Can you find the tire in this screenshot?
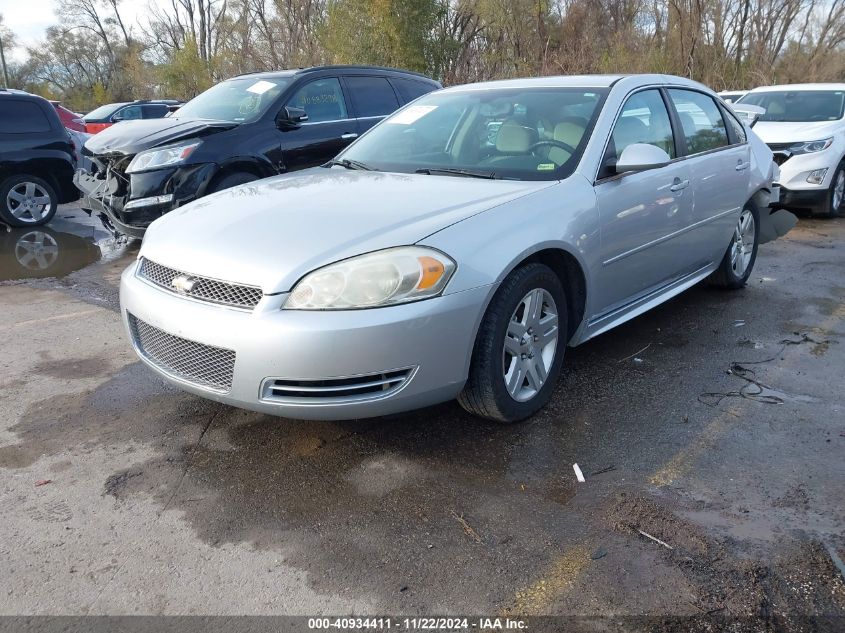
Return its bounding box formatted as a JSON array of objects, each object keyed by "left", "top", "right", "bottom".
[
  {"left": 814, "top": 162, "right": 844, "bottom": 218},
  {"left": 208, "top": 171, "right": 258, "bottom": 194},
  {"left": 707, "top": 199, "right": 760, "bottom": 289},
  {"left": 458, "top": 263, "right": 568, "bottom": 423},
  {"left": 0, "top": 174, "right": 58, "bottom": 227}
]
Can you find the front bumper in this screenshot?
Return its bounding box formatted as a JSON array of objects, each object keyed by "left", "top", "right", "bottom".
[
  {"left": 75, "top": 162, "right": 217, "bottom": 238},
  {"left": 120, "top": 260, "right": 492, "bottom": 420}
]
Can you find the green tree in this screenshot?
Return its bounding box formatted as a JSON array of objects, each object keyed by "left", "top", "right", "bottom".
[{"left": 321, "top": 0, "right": 443, "bottom": 73}]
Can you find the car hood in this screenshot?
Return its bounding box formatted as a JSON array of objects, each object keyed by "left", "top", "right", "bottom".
[
  {"left": 140, "top": 169, "right": 551, "bottom": 294},
  {"left": 83, "top": 118, "right": 236, "bottom": 155},
  {"left": 751, "top": 120, "right": 842, "bottom": 144}
]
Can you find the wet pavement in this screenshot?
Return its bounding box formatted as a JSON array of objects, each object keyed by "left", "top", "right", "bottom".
[{"left": 0, "top": 205, "right": 843, "bottom": 627}]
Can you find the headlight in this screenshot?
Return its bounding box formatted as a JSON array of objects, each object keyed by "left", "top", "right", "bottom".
[
  {"left": 126, "top": 140, "right": 202, "bottom": 173},
  {"left": 789, "top": 138, "right": 833, "bottom": 155},
  {"left": 285, "top": 247, "right": 456, "bottom": 310}
]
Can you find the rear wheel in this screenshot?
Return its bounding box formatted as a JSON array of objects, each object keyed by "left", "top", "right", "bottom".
[
  {"left": 458, "top": 263, "right": 567, "bottom": 423},
  {"left": 707, "top": 200, "right": 760, "bottom": 289},
  {"left": 208, "top": 171, "right": 258, "bottom": 194},
  {"left": 0, "top": 174, "right": 58, "bottom": 227},
  {"left": 814, "top": 162, "right": 844, "bottom": 218}
]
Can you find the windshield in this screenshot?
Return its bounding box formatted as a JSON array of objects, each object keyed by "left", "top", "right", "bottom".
[
  {"left": 84, "top": 103, "right": 124, "bottom": 120},
  {"left": 174, "top": 76, "right": 292, "bottom": 123},
  {"left": 337, "top": 87, "right": 608, "bottom": 181},
  {"left": 738, "top": 90, "right": 845, "bottom": 122}
]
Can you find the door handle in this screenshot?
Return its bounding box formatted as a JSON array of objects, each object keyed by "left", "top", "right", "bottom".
[
  {"left": 736, "top": 161, "right": 750, "bottom": 171},
  {"left": 341, "top": 133, "right": 358, "bottom": 140},
  {"left": 669, "top": 179, "right": 689, "bottom": 192}
]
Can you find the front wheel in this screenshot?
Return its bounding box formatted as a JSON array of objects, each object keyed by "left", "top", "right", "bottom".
[
  {"left": 707, "top": 200, "right": 760, "bottom": 289},
  {"left": 208, "top": 171, "right": 258, "bottom": 194},
  {"left": 458, "top": 263, "right": 567, "bottom": 423}
]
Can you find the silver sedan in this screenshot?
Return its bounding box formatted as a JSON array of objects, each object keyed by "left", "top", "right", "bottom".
[{"left": 120, "top": 74, "right": 782, "bottom": 422}]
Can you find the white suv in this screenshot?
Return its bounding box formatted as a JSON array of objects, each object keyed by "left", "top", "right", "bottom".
[{"left": 737, "top": 84, "right": 845, "bottom": 217}]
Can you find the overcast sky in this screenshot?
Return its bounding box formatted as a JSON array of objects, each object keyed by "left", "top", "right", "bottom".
[{"left": 2, "top": 0, "right": 167, "bottom": 62}]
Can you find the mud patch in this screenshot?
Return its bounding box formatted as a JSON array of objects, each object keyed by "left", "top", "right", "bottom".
[
  {"left": 606, "top": 492, "right": 845, "bottom": 622},
  {"left": 103, "top": 469, "right": 143, "bottom": 499},
  {"left": 33, "top": 356, "right": 115, "bottom": 380}
]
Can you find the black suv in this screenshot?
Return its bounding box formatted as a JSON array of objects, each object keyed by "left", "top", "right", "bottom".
[
  {"left": 0, "top": 89, "right": 79, "bottom": 227},
  {"left": 76, "top": 65, "right": 441, "bottom": 237}
]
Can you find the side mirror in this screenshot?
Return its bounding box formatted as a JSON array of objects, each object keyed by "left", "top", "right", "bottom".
[
  {"left": 277, "top": 106, "right": 308, "bottom": 128},
  {"left": 615, "top": 143, "right": 671, "bottom": 174},
  {"left": 111, "top": 113, "right": 123, "bottom": 122}
]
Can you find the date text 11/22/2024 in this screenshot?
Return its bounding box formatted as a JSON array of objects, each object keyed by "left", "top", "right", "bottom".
[{"left": 308, "top": 617, "right": 527, "bottom": 630}]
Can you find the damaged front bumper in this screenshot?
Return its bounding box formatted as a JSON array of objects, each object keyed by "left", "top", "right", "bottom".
[{"left": 74, "top": 161, "right": 217, "bottom": 238}]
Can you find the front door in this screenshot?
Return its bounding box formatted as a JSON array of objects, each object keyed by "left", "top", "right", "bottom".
[
  {"left": 593, "top": 88, "right": 694, "bottom": 315},
  {"left": 279, "top": 77, "right": 359, "bottom": 172}
]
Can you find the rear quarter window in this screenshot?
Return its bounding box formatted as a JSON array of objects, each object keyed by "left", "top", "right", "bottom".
[
  {"left": 0, "top": 100, "right": 53, "bottom": 134},
  {"left": 391, "top": 78, "right": 437, "bottom": 103}
]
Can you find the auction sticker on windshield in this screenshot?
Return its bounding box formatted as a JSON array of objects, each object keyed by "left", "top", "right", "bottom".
[
  {"left": 246, "top": 80, "right": 277, "bottom": 95},
  {"left": 387, "top": 105, "right": 438, "bottom": 125}
]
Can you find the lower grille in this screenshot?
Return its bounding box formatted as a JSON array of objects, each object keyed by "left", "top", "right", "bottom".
[
  {"left": 138, "top": 258, "right": 263, "bottom": 310},
  {"left": 261, "top": 368, "right": 414, "bottom": 404},
  {"left": 128, "top": 313, "right": 236, "bottom": 392}
]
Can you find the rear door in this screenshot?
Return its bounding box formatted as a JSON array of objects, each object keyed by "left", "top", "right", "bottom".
[
  {"left": 278, "top": 77, "right": 358, "bottom": 171},
  {"left": 343, "top": 75, "right": 401, "bottom": 135},
  {"left": 666, "top": 88, "right": 750, "bottom": 267},
  {"left": 592, "top": 88, "right": 694, "bottom": 315},
  {"left": 142, "top": 104, "right": 170, "bottom": 119}
]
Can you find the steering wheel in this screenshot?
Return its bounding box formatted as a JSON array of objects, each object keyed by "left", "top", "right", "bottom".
[{"left": 528, "top": 139, "right": 577, "bottom": 155}]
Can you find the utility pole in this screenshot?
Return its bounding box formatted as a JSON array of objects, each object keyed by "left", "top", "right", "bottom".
[{"left": 0, "top": 30, "right": 9, "bottom": 89}]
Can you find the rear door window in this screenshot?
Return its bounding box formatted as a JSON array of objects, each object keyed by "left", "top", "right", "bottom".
[
  {"left": 287, "top": 78, "right": 349, "bottom": 123},
  {"left": 345, "top": 76, "right": 400, "bottom": 118},
  {"left": 667, "top": 89, "right": 730, "bottom": 154},
  {"left": 0, "top": 100, "right": 53, "bottom": 133},
  {"left": 142, "top": 104, "right": 169, "bottom": 119}
]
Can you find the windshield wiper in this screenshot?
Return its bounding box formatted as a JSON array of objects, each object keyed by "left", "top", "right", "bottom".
[
  {"left": 325, "top": 158, "right": 377, "bottom": 171},
  {"left": 415, "top": 167, "right": 500, "bottom": 179}
]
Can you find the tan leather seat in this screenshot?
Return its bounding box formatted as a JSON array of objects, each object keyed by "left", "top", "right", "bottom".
[
  {"left": 495, "top": 120, "right": 537, "bottom": 154},
  {"left": 548, "top": 118, "right": 586, "bottom": 164}
]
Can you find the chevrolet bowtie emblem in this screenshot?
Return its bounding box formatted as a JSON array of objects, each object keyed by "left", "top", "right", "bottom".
[{"left": 171, "top": 275, "right": 197, "bottom": 294}]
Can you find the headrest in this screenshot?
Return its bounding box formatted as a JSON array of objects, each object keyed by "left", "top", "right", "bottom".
[
  {"left": 496, "top": 120, "right": 536, "bottom": 153},
  {"left": 554, "top": 120, "right": 586, "bottom": 148}
]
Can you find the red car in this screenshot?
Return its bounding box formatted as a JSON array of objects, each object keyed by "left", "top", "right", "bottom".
[{"left": 50, "top": 101, "right": 86, "bottom": 132}]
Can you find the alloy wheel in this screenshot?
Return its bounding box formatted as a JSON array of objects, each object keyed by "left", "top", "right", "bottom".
[
  {"left": 6, "top": 182, "right": 52, "bottom": 224},
  {"left": 502, "top": 288, "right": 559, "bottom": 402},
  {"left": 730, "top": 209, "right": 755, "bottom": 277}
]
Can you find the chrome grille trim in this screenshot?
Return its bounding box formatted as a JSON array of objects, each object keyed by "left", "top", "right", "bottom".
[
  {"left": 261, "top": 368, "right": 415, "bottom": 405},
  {"left": 128, "top": 313, "right": 236, "bottom": 392},
  {"left": 138, "top": 257, "right": 263, "bottom": 310}
]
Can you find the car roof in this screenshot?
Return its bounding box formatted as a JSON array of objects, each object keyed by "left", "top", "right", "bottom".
[
  {"left": 232, "top": 65, "right": 437, "bottom": 82},
  {"left": 748, "top": 83, "right": 845, "bottom": 93},
  {"left": 439, "top": 73, "right": 706, "bottom": 93}
]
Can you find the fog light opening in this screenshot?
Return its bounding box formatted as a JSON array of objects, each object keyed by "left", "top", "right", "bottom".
[{"left": 806, "top": 168, "right": 828, "bottom": 185}]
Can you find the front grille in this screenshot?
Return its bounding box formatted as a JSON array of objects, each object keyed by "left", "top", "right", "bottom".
[
  {"left": 138, "top": 258, "right": 263, "bottom": 310},
  {"left": 261, "top": 369, "right": 414, "bottom": 404},
  {"left": 129, "top": 313, "right": 236, "bottom": 392}
]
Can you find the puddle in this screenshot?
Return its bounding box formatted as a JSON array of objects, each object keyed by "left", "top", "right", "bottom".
[{"left": 0, "top": 224, "right": 105, "bottom": 281}]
